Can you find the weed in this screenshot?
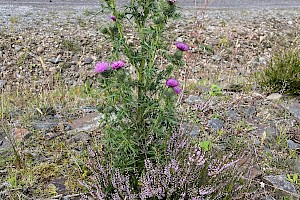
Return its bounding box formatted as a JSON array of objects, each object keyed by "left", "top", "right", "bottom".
[
  {"left": 61, "top": 39, "right": 81, "bottom": 52},
  {"left": 257, "top": 49, "right": 300, "bottom": 95}
]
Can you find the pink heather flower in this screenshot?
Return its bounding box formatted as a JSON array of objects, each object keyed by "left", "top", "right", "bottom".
[
  {"left": 166, "top": 78, "right": 178, "bottom": 87},
  {"left": 173, "top": 86, "right": 181, "bottom": 94},
  {"left": 111, "top": 60, "right": 126, "bottom": 70},
  {"left": 110, "top": 15, "right": 116, "bottom": 21},
  {"left": 176, "top": 42, "right": 189, "bottom": 51},
  {"left": 95, "top": 62, "right": 109, "bottom": 73}
]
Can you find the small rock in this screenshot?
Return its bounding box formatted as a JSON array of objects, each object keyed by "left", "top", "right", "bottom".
[
  {"left": 251, "top": 125, "right": 276, "bottom": 140},
  {"left": 83, "top": 57, "right": 94, "bottom": 65},
  {"left": 281, "top": 99, "right": 300, "bottom": 120},
  {"left": 68, "top": 112, "right": 103, "bottom": 134},
  {"left": 246, "top": 165, "right": 262, "bottom": 179},
  {"left": 263, "top": 175, "right": 297, "bottom": 196},
  {"left": 208, "top": 118, "right": 224, "bottom": 131},
  {"left": 181, "top": 123, "right": 200, "bottom": 137},
  {"left": 264, "top": 196, "right": 276, "bottom": 200},
  {"left": 288, "top": 21, "right": 293, "bottom": 25},
  {"left": 12, "top": 128, "right": 31, "bottom": 142},
  {"left": 31, "top": 120, "right": 58, "bottom": 132},
  {"left": 185, "top": 95, "right": 202, "bottom": 104},
  {"left": 245, "top": 106, "right": 256, "bottom": 119},
  {"left": 36, "top": 46, "right": 44, "bottom": 54},
  {"left": 0, "top": 80, "right": 6, "bottom": 89},
  {"left": 49, "top": 56, "right": 62, "bottom": 64},
  {"left": 212, "top": 54, "right": 222, "bottom": 61},
  {"left": 266, "top": 93, "right": 282, "bottom": 101},
  {"left": 80, "top": 106, "right": 98, "bottom": 113},
  {"left": 14, "top": 45, "right": 22, "bottom": 52},
  {"left": 176, "top": 37, "right": 183, "bottom": 43},
  {"left": 227, "top": 109, "right": 237, "bottom": 121},
  {"left": 258, "top": 56, "right": 267, "bottom": 65},
  {"left": 287, "top": 140, "right": 300, "bottom": 150}
]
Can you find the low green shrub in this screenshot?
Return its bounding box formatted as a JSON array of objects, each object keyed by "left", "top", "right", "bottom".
[{"left": 257, "top": 49, "right": 300, "bottom": 95}]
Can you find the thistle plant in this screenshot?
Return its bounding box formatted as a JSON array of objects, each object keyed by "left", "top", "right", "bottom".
[{"left": 95, "top": 0, "right": 187, "bottom": 176}]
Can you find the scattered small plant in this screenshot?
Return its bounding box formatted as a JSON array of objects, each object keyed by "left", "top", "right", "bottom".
[{"left": 257, "top": 49, "right": 300, "bottom": 95}]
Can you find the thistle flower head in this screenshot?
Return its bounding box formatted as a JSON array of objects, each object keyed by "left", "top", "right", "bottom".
[
  {"left": 95, "top": 62, "right": 109, "bottom": 73},
  {"left": 173, "top": 86, "right": 181, "bottom": 94},
  {"left": 166, "top": 78, "right": 179, "bottom": 87},
  {"left": 168, "top": 0, "right": 176, "bottom": 4},
  {"left": 176, "top": 42, "right": 189, "bottom": 51},
  {"left": 111, "top": 60, "right": 126, "bottom": 70}
]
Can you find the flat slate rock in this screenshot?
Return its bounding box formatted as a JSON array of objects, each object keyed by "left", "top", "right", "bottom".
[
  {"left": 208, "top": 118, "right": 224, "bottom": 131},
  {"left": 263, "top": 175, "right": 297, "bottom": 195},
  {"left": 281, "top": 99, "right": 300, "bottom": 120},
  {"left": 266, "top": 93, "right": 282, "bottom": 101}
]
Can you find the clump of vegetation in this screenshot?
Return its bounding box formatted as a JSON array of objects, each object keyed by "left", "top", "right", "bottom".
[
  {"left": 257, "top": 49, "right": 300, "bottom": 95},
  {"left": 79, "top": 0, "right": 246, "bottom": 199}
]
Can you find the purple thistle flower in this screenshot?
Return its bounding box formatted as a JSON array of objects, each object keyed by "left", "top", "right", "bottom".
[
  {"left": 95, "top": 62, "right": 109, "bottom": 73},
  {"left": 111, "top": 60, "right": 126, "bottom": 70},
  {"left": 168, "top": 0, "right": 176, "bottom": 4},
  {"left": 173, "top": 86, "right": 181, "bottom": 94},
  {"left": 176, "top": 42, "right": 189, "bottom": 51},
  {"left": 110, "top": 15, "right": 116, "bottom": 21},
  {"left": 166, "top": 78, "right": 178, "bottom": 87}
]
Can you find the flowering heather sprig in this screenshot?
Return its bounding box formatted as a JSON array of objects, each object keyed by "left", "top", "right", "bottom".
[
  {"left": 95, "top": 62, "right": 109, "bottom": 73},
  {"left": 176, "top": 42, "right": 189, "bottom": 51},
  {"left": 110, "top": 15, "right": 116, "bottom": 21},
  {"left": 111, "top": 60, "right": 126, "bottom": 70},
  {"left": 166, "top": 78, "right": 178, "bottom": 87}
]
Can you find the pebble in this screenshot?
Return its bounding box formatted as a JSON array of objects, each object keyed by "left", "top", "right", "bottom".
[
  {"left": 266, "top": 93, "right": 282, "bottom": 101},
  {"left": 83, "top": 57, "right": 94, "bottom": 65},
  {"left": 281, "top": 99, "right": 300, "bottom": 120},
  {"left": 49, "top": 56, "right": 63, "bottom": 64},
  {"left": 287, "top": 140, "right": 300, "bottom": 150},
  {"left": 0, "top": 80, "right": 6, "bottom": 89},
  {"left": 185, "top": 95, "right": 203, "bottom": 104},
  {"left": 208, "top": 118, "right": 224, "bottom": 131}
]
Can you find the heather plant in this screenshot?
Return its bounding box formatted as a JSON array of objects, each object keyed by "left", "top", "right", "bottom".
[
  {"left": 257, "top": 49, "right": 300, "bottom": 95},
  {"left": 80, "top": 125, "right": 243, "bottom": 199},
  {"left": 94, "top": 0, "right": 185, "bottom": 177}
]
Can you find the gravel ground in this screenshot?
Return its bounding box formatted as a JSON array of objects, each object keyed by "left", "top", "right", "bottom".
[{"left": 0, "top": 2, "right": 300, "bottom": 199}]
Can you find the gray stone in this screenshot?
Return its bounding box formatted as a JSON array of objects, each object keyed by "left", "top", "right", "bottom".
[
  {"left": 251, "top": 125, "right": 276, "bottom": 139},
  {"left": 189, "top": 126, "right": 200, "bottom": 137},
  {"left": 83, "top": 57, "right": 93, "bottom": 65},
  {"left": 263, "top": 175, "right": 297, "bottom": 195},
  {"left": 0, "top": 80, "right": 6, "bottom": 89},
  {"left": 49, "top": 56, "right": 63, "bottom": 64},
  {"left": 185, "top": 95, "right": 202, "bottom": 104},
  {"left": 208, "top": 118, "right": 224, "bottom": 131},
  {"left": 287, "top": 140, "right": 300, "bottom": 150},
  {"left": 264, "top": 196, "right": 276, "bottom": 200},
  {"left": 227, "top": 109, "right": 237, "bottom": 120},
  {"left": 281, "top": 99, "right": 300, "bottom": 120},
  {"left": 292, "top": 159, "right": 300, "bottom": 174},
  {"left": 266, "top": 93, "right": 282, "bottom": 101},
  {"left": 212, "top": 54, "right": 222, "bottom": 61},
  {"left": 31, "top": 120, "right": 58, "bottom": 132},
  {"left": 245, "top": 106, "right": 256, "bottom": 118},
  {"left": 67, "top": 112, "right": 104, "bottom": 134}
]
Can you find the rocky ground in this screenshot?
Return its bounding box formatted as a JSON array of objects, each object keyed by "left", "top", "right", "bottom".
[{"left": 0, "top": 2, "right": 300, "bottom": 200}]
